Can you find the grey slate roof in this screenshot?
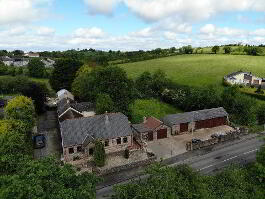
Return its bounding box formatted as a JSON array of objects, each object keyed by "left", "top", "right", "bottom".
[
  {"left": 225, "top": 71, "right": 244, "bottom": 78},
  {"left": 57, "top": 98, "right": 94, "bottom": 116},
  {"left": 60, "top": 113, "right": 132, "bottom": 147},
  {"left": 132, "top": 124, "right": 152, "bottom": 133},
  {"left": 161, "top": 107, "right": 228, "bottom": 127}
]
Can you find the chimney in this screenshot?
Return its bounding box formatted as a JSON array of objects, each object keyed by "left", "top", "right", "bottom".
[
  {"left": 105, "top": 112, "right": 110, "bottom": 125},
  {"left": 143, "top": 116, "right": 147, "bottom": 123}
]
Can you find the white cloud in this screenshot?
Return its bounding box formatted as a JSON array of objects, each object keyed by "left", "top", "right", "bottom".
[
  {"left": 0, "top": 0, "right": 54, "bottom": 25},
  {"left": 164, "top": 31, "right": 177, "bottom": 40},
  {"left": 36, "top": 26, "right": 55, "bottom": 36},
  {"left": 83, "top": 0, "right": 265, "bottom": 23},
  {"left": 83, "top": 0, "right": 121, "bottom": 15},
  {"left": 129, "top": 27, "right": 155, "bottom": 37},
  {"left": 251, "top": 29, "right": 265, "bottom": 36},
  {"left": 73, "top": 27, "right": 105, "bottom": 38},
  {"left": 200, "top": 24, "right": 246, "bottom": 37}
]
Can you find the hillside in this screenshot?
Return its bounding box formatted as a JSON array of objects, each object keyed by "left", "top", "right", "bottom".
[{"left": 120, "top": 54, "right": 265, "bottom": 87}]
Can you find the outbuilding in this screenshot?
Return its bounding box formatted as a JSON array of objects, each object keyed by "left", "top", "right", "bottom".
[{"left": 161, "top": 107, "right": 229, "bottom": 135}]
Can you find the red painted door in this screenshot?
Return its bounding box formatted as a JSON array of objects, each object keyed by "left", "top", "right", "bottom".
[
  {"left": 157, "top": 129, "right": 167, "bottom": 139},
  {"left": 180, "top": 123, "right": 189, "bottom": 132}
]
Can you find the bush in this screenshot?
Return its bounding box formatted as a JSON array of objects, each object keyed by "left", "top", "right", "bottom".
[
  {"left": 257, "top": 104, "right": 265, "bottom": 125},
  {"left": 124, "top": 148, "right": 130, "bottom": 159},
  {"left": 28, "top": 58, "right": 45, "bottom": 78},
  {"left": 93, "top": 140, "right": 106, "bottom": 167}
]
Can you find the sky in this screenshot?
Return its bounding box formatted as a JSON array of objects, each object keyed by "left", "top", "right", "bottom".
[{"left": 0, "top": 0, "right": 265, "bottom": 51}]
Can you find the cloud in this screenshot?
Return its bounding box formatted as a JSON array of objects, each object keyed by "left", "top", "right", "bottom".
[
  {"left": 0, "top": 0, "right": 54, "bottom": 25},
  {"left": 35, "top": 26, "right": 55, "bottom": 36},
  {"left": 200, "top": 24, "right": 246, "bottom": 37},
  {"left": 83, "top": 0, "right": 265, "bottom": 23},
  {"left": 83, "top": 0, "right": 121, "bottom": 15},
  {"left": 251, "top": 29, "right": 265, "bottom": 36},
  {"left": 129, "top": 27, "right": 155, "bottom": 37},
  {"left": 73, "top": 27, "right": 105, "bottom": 38},
  {"left": 164, "top": 31, "right": 177, "bottom": 40}
]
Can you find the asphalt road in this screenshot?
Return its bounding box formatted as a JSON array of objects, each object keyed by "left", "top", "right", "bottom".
[{"left": 96, "top": 134, "right": 264, "bottom": 199}]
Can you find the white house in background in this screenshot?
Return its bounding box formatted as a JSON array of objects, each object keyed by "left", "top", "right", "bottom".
[
  {"left": 224, "top": 71, "right": 262, "bottom": 85},
  {"left": 57, "top": 89, "right": 75, "bottom": 102},
  {"left": 24, "top": 52, "right": 40, "bottom": 58}
]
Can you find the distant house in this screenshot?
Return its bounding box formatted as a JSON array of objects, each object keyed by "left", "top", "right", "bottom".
[
  {"left": 57, "top": 98, "right": 95, "bottom": 122},
  {"left": 161, "top": 107, "right": 229, "bottom": 135},
  {"left": 0, "top": 56, "right": 29, "bottom": 67},
  {"left": 224, "top": 71, "right": 262, "bottom": 85},
  {"left": 41, "top": 58, "right": 55, "bottom": 68},
  {"left": 60, "top": 113, "right": 133, "bottom": 162},
  {"left": 57, "top": 89, "right": 75, "bottom": 102},
  {"left": 132, "top": 116, "right": 170, "bottom": 142},
  {"left": 24, "top": 52, "right": 40, "bottom": 58}
]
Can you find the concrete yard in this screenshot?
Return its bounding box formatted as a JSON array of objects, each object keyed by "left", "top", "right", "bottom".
[{"left": 146, "top": 125, "right": 234, "bottom": 160}]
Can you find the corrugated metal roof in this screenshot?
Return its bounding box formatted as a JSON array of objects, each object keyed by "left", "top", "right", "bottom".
[{"left": 161, "top": 107, "right": 228, "bottom": 127}]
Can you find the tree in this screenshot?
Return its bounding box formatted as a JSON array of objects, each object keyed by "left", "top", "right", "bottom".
[
  {"left": 4, "top": 96, "right": 35, "bottom": 132},
  {"left": 12, "top": 50, "right": 24, "bottom": 57},
  {"left": 72, "top": 66, "right": 135, "bottom": 115},
  {"left": 27, "top": 58, "right": 45, "bottom": 78},
  {"left": 181, "top": 45, "right": 193, "bottom": 54},
  {"left": 212, "top": 45, "right": 220, "bottom": 54},
  {"left": 257, "top": 104, "right": 265, "bottom": 125},
  {"left": 96, "top": 93, "right": 114, "bottom": 114},
  {"left": 0, "top": 61, "right": 8, "bottom": 75},
  {"left": 50, "top": 58, "right": 83, "bottom": 91},
  {"left": 0, "top": 157, "right": 100, "bottom": 198},
  {"left": 224, "top": 46, "right": 232, "bottom": 54},
  {"left": 244, "top": 46, "right": 263, "bottom": 56},
  {"left": 93, "top": 140, "right": 106, "bottom": 167},
  {"left": 135, "top": 71, "right": 154, "bottom": 98},
  {"left": 0, "top": 119, "right": 30, "bottom": 174}
]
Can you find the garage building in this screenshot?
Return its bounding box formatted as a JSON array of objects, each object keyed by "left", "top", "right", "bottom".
[
  {"left": 132, "top": 117, "right": 170, "bottom": 142},
  {"left": 161, "top": 107, "right": 229, "bottom": 135}
]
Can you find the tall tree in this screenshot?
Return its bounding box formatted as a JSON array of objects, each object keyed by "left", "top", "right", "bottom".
[
  {"left": 50, "top": 58, "right": 83, "bottom": 91},
  {"left": 96, "top": 93, "right": 114, "bottom": 114},
  {"left": 4, "top": 96, "right": 35, "bottom": 132},
  {"left": 212, "top": 46, "right": 220, "bottom": 54},
  {"left": 72, "top": 66, "right": 135, "bottom": 115},
  {"left": 27, "top": 58, "right": 45, "bottom": 78},
  {"left": 224, "top": 46, "right": 232, "bottom": 54},
  {"left": 93, "top": 140, "right": 106, "bottom": 167}
]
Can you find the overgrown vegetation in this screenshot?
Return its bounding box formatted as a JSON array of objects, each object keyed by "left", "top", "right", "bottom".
[{"left": 93, "top": 140, "right": 106, "bottom": 167}]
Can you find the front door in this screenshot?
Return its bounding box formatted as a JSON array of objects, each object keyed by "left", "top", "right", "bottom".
[
  {"left": 148, "top": 131, "right": 153, "bottom": 141},
  {"left": 157, "top": 129, "right": 167, "bottom": 139}
]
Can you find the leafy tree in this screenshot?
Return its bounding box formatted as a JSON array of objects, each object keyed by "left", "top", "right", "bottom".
[
  {"left": 12, "top": 50, "right": 24, "bottom": 57},
  {"left": 4, "top": 96, "right": 35, "bottom": 132},
  {"left": 27, "top": 58, "right": 45, "bottom": 78},
  {"left": 244, "top": 46, "right": 263, "bottom": 56},
  {"left": 0, "top": 61, "right": 8, "bottom": 75},
  {"left": 181, "top": 45, "right": 193, "bottom": 54},
  {"left": 93, "top": 140, "right": 106, "bottom": 167},
  {"left": 135, "top": 71, "right": 154, "bottom": 98},
  {"left": 96, "top": 93, "right": 114, "bottom": 114},
  {"left": 224, "top": 46, "right": 232, "bottom": 54},
  {"left": 0, "top": 119, "right": 30, "bottom": 174},
  {"left": 72, "top": 66, "right": 135, "bottom": 115},
  {"left": 255, "top": 144, "right": 265, "bottom": 185},
  {"left": 0, "top": 157, "right": 100, "bottom": 199},
  {"left": 257, "top": 104, "right": 265, "bottom": 125},
  {"left": 212, "top": 46, "right": 220, "bottom": 54},
  {"left": 8, "top": 66, "right": 16, "bottom": 76},
  {"left": 17, "top": 67, "right": 23, "bottom": 75},
  {"left": 50, "top": 58, "right": 83, "bottom": 91}
]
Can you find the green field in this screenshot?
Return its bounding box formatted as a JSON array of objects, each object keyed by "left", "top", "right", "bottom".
[
  {"left": 130, "top": 99, "right": 182, "bottom": 123},
  {"left": 120, "top": 54, "right": 265, "bottom": 88}
]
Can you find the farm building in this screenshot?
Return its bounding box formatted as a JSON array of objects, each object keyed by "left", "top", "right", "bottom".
[
  {"left": 132, "top": 117, "right": 170, "bottom": 142},
  {"left": 60, "top": 112, "right": 133, "bottom": 162},
  {"left": 161, "top": 107, "right": 229, "bottom": 135},
  {"left": 224, "top": 71, "right": 262, "bottom": 85}
]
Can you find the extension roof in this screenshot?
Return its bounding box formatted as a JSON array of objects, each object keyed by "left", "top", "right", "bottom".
[
  {"left": 161, "top": 107, "right": 228, "bottom": 127},
  {"left": 132, "top": 117, "right": 163, "bottom": 133},
  {"left": 60, "top": 113, "right": 132, "bottom": 147}
]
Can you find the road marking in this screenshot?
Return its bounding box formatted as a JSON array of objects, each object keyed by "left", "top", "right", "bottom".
[{"left": 198, "top": 148, "right": 258, "bottom": 171}]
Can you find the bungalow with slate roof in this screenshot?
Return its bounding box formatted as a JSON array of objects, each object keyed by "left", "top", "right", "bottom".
[
  {"left": 132, "top": 116, "right": 170, "bottom": 142},
  {"left": 161, "top": 107, "right": 229, "bottom": 135},
  {"left": 224, "top": 71, "right": 262, "bottom": 85},
  {"left": 60, "top": 112, "right": 133, "bottom": 162}
]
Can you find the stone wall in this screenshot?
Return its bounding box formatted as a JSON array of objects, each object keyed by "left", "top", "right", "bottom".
[{"left": 93, "top": 156, "right": 156, "bottom": 176}]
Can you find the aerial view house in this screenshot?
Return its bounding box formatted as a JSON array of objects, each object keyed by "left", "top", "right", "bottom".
[
  {"left": 161, "top": 107, "right": 229, "bottom": 135},
  {"left": 132, "top": 116, "right": 170, "bottom": 142},
  {"left": 60, "top": 113, "right": 133, "bottom": 162},
  {"left": 57, "top": 98, "right": 95, "bottom": 122},
  {"left": 224, "top": 71, "right": 262, "bottom": 85}
]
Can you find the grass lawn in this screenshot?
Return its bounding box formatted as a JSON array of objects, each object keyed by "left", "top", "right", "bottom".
[
  {"left": 130, "top": 99, "right": 182, "bottom": 123},
  {"left": 120, "top": 54, "right": 265, "bottom": 88}
]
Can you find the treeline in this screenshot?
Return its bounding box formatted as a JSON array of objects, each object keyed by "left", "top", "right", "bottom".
[
  {"left": 114, "top": 154, "right": 265, "bottom": 199},
  {"left": 0, "top": 96, "right": 100, "bottom": 198},
  {"left": 0, "top": 76, "right": 49, "bottom": 114}
]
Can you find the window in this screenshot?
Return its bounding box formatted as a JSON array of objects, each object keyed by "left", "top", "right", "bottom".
[
  {"left": 123, "top": 137, "right": 128, "bottom": 143},
  {"left": 105, "top": 139, "right": 109, "bottom": 147},
  {"left": 116, "top": 137, "right": 121, "bottom": 145},
  {"left": 68, "top": 147, "right": 74, "bottom": 154},
  {"left": 77, "top": 146, "right": 82, "bottom": 152},
  {"left": 89, "top": 148, "right": 94, "bottom": 155}
]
